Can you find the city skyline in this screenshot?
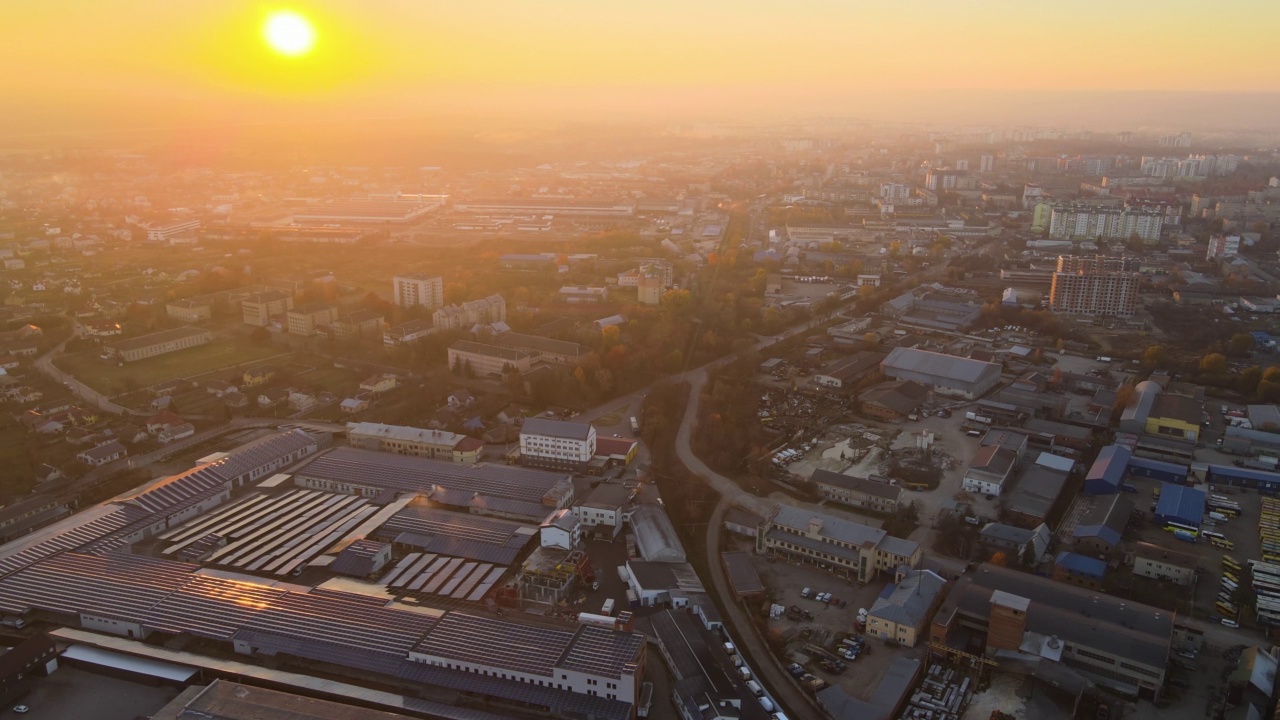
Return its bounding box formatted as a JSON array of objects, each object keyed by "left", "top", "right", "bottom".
[{"left": 4, "top": 2, "right": 1280, "bottom": 141}]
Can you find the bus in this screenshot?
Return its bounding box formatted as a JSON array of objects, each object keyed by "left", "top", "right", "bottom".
[
  {"left": 1216, "top": 602, "right": 1238, "bottom": 616},
  {"left": 1223, "top": 555, "right": 1241, "bottom": 569},
  {"left": 1164, "top": 522, "right": 1199, "bottom": 537},
  {"left": 1203, "top": 530, "right": 1226, "bottom": 540},
  {"left": 1212, "top": 537, "right": 1235, "bottom": 550}
]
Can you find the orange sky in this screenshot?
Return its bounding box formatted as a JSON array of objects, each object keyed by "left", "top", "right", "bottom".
[{"left": 2, "top": 1, "right": 1278, "bottom": 135}]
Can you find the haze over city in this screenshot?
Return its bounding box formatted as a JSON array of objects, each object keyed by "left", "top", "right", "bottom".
[{"left": 2, "top": 3, "right": 1280, "bottom": 720}]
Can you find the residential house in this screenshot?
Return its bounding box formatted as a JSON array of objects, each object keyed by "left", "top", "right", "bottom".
[
  {"left": 205, "top": 380, "right": 238, "bottom": 397},
  {"left": 339, "top": 397, "right": 369, "bottom": 414},
  {"left": 242, "top": 365, "right": 278, "bottom": 388},
  {"left": 77, "top": 440, "right": 126, "bottom": 466},
  {"left": 288, "top": 391, "right": 319, "bottom": 412},
  {"left": 358, "top": 374, "right": 397, "bottom": 394},
  {"left": 257, "top": 388, "right": 288, "bottom": 408}
]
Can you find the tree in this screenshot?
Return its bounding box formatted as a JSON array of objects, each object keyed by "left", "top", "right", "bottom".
[
  {"left": 1200, "top": 353, "right": 1229, "bottom": 375},
  {"left": 990, "top": 551, "right": 1008, "bottom": 567},
  {"left": 1240, "top": 366, "right": 1263, "bottom": 396},
  {"left": 1229, "top": 333, "right": 1256, "bottom": 357},
  {"left": 1113, "top": 384, "right": 1137, "bottom": 410},
  {"left": 1020, "top": 540, "right": 1038, "bottom": 570},
  {"left": 1141, "top": 345, "right": 1168, "bottom": 368}
]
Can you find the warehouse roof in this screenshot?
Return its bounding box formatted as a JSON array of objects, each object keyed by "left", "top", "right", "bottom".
[
  {"left": 881, "top": 347, "right": 1000, "bottom": 383},
  {"left": 630, "top": 505, "right": 686, "bottom": 562},
  {"left": 1150, "top": 393, "right": 1202, "bottom": 425},
  {"left": 1072, "top": 494, "right": 1133, "bottom": 547},
  {"left": 1086, "top": 445, "right": 1131, "bottom": 489},
  {"left": 1054, "top": 552, "right": 1107, "bottom": 580},
  {"left": 868, "top": 570, "right": 946, "bottom": 628},
  {"left": 1154, "top": 483, "right": 1205, "bottom": 525},
  {"left": 810, "top": 469, "right": 903, "bottom": 500},
  {"left": 110, "top": 326, "right": 209, "bottom": 352}
]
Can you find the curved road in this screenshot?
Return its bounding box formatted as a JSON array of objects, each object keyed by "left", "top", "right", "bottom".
[{"left": 33, "top": 320, "right": 142, "bottom": 416}]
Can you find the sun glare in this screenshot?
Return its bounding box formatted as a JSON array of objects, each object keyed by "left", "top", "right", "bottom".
[{"left": 263, "top": 10, "right": 316, "bottom": 57}]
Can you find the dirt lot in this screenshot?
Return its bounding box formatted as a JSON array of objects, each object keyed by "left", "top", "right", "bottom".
[{"left": 728, "top": 534, "right": 925, "bottom": 701}]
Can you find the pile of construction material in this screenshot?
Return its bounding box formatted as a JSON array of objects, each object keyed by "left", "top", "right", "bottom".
[{"left": 899, "top": 663, "right": 972, "bottom": 720}]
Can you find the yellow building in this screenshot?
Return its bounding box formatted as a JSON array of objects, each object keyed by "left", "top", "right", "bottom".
[{"left": 1144, "top": 393, "right": 1202, "bottom": 442}]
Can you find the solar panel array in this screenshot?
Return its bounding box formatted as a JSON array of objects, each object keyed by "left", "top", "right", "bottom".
[
  {"left": 0, "top": 505, "right": 149, "bottom": 578},
  {"left": 379, "top": 552, "right": 507, "bottom": 602},
  {"left": 209, "top": 429, "right": 317, "bottom": 481},
  {"left": 159, "top": 489, "right": 378, "bottom": 576},
  {"left": 124, "top": 466, "right": 230, "bottom": 514},
  {"left": 0, "top": 549, "right": 638, "bottom": 720},
  {"left": 414, "top": 612, "right": 576, "bottom": 677},
  {"left": 557, "top": 625, "right": 646, "bottom": 680},
  {"left": 294, "top": 448, "right": 572, "bottom": 505}
]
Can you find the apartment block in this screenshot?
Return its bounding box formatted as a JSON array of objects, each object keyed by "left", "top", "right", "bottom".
[
  {"left": 286, "top": 303, "right": 340, "bottom": 336},
  {"left": 1049, "top": 268, "right": 1140, "bottom": 318},
  {"left": 392, "top": 274, "right": 444, "bottom": 309},
  {"left": 241, "top": 291, "right": 294, "bottom": 327},
  {"left": 432, "top": 295, "right": 506, "bottom": 331}
]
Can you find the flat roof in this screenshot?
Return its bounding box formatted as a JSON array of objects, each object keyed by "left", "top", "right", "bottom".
[
  {"left": 811, "top": 469, "right": 902, "bottom": 499},
  {"left": 110, "top": 326, "right": 210, "bottom": 352},
  {"left": 720, "top": 552, "right": 764, "bottom": 595},
  {"left": 62, "top": 643, "right": 197, "bottom": 682},
  {"left": 154, "top": 679, "right": 420, "bottom": 720}
]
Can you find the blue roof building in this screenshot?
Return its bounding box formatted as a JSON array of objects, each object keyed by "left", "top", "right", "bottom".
[
  {"left": 1054, "top": 552, "right": 1107, "bottom": 589},
  {"left": 1205, "top": 464, "right": 1280, "bottom": 493},
  {"left": 1153, "top": 483, "right": 1206, "bottom": 528},
  {"left": 1084, "top": 445, "right": 1131, "bottom": 495},
  {"left": 1126, "top": 456, "right": 1189, "bottom": 484}
]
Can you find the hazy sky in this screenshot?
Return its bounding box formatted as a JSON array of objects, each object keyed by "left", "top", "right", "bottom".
[{"left": 3, "top": 1, "right": 1280, "bottom": 137}]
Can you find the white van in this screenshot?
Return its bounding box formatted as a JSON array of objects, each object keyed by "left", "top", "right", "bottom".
[
  {"left": 746, "top": 680, "right": 764, "bottom": 697},
  {"left": 738, "top": 666, "right": 751, "bottom": 681},
  {"left": 759, "top": 697, "right": 775, "bottom": 712}
]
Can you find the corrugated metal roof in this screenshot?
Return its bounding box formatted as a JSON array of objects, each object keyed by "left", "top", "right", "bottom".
[{"left": 881, "top": 347, "right": 1000, "bottom": 383}]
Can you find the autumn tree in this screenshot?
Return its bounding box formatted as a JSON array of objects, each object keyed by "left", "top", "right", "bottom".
[
  {"left": 1228, "top": 333, "right": 1257, "bottom": 357},
  {"left": 1200, "top": 353, "right": 1229, "bottom": 375},
  {"left": 1141, "top": 345, "right": 1168, "bottom": 368},
  {"left": 990, "top": 551, "right": 1008, "bottom": 567}
]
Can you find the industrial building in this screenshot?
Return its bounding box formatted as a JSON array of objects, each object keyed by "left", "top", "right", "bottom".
[
  {"left": 811, "top": 470, "right": 904, "bottom": 514},
  {"left": 1004, "top": 453, "right": 1074, "bottom": 528},
  {"left": 346, "top": 422, "right": 484, "bottom": 464},
  {"left": 291, "top": 200, "right": 439, "bottom": 224},
  {"left": 1132, "top": 542, "right": 1197, "bottom": 586},
  {"left": 859, "top": 379, "right": 929, "bottom": 421},
  {"left": 1205, "top": 463, "right": 1280, "bottom": 493},
  {"left": 494, "top": 333, "right": 590, "bottom": 366},
  {"left": 756, "top": 504, "right": 920, "bottom": 584},
  {"left": 447, "top": 340, "right": 532, "bottom": 377},
  {"left": 286, "top": 303, "right": 339, "bottom": 336},
  {"left": 292, "top": 446, "right": 574, "bottom": 520},
  {"left": 930, "top": 563, "right": 1173, "bottom": 699},
  {"left": 879, "top": 347, "right": 1002, "bottom": 400},
  {"left": 1071, "top": 494, "right": 1134, "bottom": 556},
  {"left": 108, "top": 327, "right": 214, "bottom": 363},
  {"left": 1052, "top": 552, "right": 1107, "bottom": 589},
  {"left": 519, "top": 418, "right": 597, "bottom": 472},
  {"left": 1153, "top": 483, "right": 1206, "bottom": 529},
  {"left": 812, "top": 352, "right": 883, "bottom": 389},
  {"left": 1084, "top": 444, "right": 1130, "bottom": 495},
  {"left": 240, "top": 291, "right": 293, "bottom": 327},
  {"left": 962, "top": 446, "right": 1018, "bottom": 497}
]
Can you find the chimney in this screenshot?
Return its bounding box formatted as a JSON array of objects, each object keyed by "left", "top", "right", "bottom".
[{"left": 807, "top": 517, "right": 823, "bottom": 536}]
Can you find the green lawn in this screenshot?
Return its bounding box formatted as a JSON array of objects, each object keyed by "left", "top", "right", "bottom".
[{"left": 55, "top": 340, "right": 289, "bottom": 396}]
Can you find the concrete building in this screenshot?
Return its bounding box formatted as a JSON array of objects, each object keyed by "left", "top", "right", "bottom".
[
  {"left": 448, "top": 340, "right": 532, "bottom": 376},
  {"left": 383, "top": 319, "right": 433, "bottom": 346},
  {"left": 880, "top": 347, "right": 1002, "bottom": 400},
  {"left": 756, "top": 504, "right": 921, "bottom": 584},
  {"left": 520, "top": 417, "right": 597, "bottom": 472},
  {"left": 146, "top": 219, "right": 201, "bottom": 243},
  {"left": 286, "top": 303, "right": 339, "bottom": 336},
  {"left": 432, "top": 295, "right": 506, "bottom": 331},
  {"left": 165, "top": 299, "right": 211, "bottom": 322},
  {"left": 962, "top": 446, "right": 1018, "bottom": 497},
  {"left": 493, "top": 333, "right": 589, "bottom": 366},
  {"left": 931, "top": 563, "right": 1173, "bottom": 699},
  {"left": 1071, "top": 494, "right": 1134, "bottom": 556},
  {"left": 108, "top": 327, "right": 213, "bottom": 363},
  {"left": 392, "top": 274, "right": 444, "bottom": 309},
  {"left": 573, "top": 483, "right": 633, "bottom": 539},
  {"left": 240, "top": 290, "right": 293, "bottom": 327},
  {"left": 866, "top": 568, "right": 948, "bottom": 648},
  {"left": 347, "top": 422, "right": 483, "bottom": 464},
  {"left": 811, "top": 469, "right": 903, "bottom": 514},
  {"left": 1207, "top": 234, "right": 1241, "bottom": 261},
  {"left": 559, "top": 286, "right": 609, "bottom": 304},
  {"left": 329, "top": 311, "right": 383, "bottom": 342},
  {"left": 1046, "top": 203, "right": 1164, "bottom": 242},
  {"left": 1049, "top": 263, "right": 1140, "bottom": 318},
  {"left": 1133, "top": 542, "right": 1197, "bottom": 586}
]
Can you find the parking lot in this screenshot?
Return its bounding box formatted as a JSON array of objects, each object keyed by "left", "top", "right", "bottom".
[
  {"left": 6, "top": 665, "right": 182, "bottom": 720},
  {"left": 726, "top": 534, "right": 925, "bottom": 702}
]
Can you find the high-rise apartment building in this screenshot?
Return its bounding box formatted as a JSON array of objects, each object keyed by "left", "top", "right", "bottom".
[
  {"left": 1049, "top": 255, "right": 1140, "bottom": 317},
  {"left": 1047, "top": 203, "right": 1164, "bottom": 242},
  {"left": 392, "top": 274, "right": 444, "bottom": 309},
  {"left": 879, "top": 183, "right": 912, "bottom": 203},
  {"left": 979, "top": 155, "right": 995, "bottom": 173}
]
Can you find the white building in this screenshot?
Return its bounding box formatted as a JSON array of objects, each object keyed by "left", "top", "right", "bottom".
[
  {"left": 146, "top": 219, "right": 201, "bottom": 243},
  {"left": 1207, "top": 234, "right": 1241, "bottom": 261},
  {"left": 392, "top": 274, "right": 444, "bottom": 309},
  {"left": 520, "top": 417, "right": 596, "bottom": 471}
]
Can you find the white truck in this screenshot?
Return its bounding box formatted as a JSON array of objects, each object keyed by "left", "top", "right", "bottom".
[
  {"left": 601, "top": 598, "right": 616, "bottom": 616},
  {"left": 630, "top": 416, "right": 640, "bottom": 433}
]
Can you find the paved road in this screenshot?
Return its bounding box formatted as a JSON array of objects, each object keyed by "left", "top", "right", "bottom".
[{"left": 33, "top": 320, "right": 142, "bottom": 416}]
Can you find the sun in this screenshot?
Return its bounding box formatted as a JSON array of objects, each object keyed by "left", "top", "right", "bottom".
[{"left": 263, "top": 10, "right": 316, "bottom": 57}]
